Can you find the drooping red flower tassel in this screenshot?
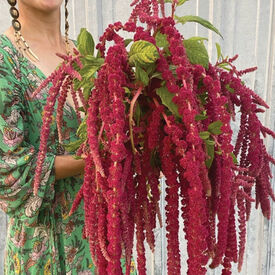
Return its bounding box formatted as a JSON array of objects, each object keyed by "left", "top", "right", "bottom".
[
  {"left": 34, "top": 72, "right": 66, "bottom": 195},
  {"left": 160, "top": 136, "right": 181, "bottom": 275}
]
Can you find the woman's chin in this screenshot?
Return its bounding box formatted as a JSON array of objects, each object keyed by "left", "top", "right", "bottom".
[
  {"left": 40, "top": 0, "right": 63, "bottom": 11},
  {"left": 19, "top": 0, "right": 63, "bottom": 12}
]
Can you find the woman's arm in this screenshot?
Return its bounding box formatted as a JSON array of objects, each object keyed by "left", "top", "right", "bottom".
[{"left": 54, "top": 155, "right": 85, "bottom": 180}]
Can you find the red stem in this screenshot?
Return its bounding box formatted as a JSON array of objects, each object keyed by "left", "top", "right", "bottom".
[
  {"left": 129, "top": 86, "right": 143, "bottom": 154},
  {"left": 153, "top": 97, "right": 171, "bottom": 127},
  {"left": 171, "top": 1, "right": 177, "bottom": 18},
  {"left": 98, "top": 122, "right": 105, "bottom": 143},
  {"left": 160, "top": 0, "right": 166, "bottom": 18}
]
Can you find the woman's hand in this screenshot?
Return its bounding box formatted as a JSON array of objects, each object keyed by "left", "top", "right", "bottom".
[{"left": 54, "top": 155, "right": 85, "bottom": 180}]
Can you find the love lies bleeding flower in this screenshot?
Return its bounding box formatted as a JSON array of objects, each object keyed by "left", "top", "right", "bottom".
[{"left": 32, "top": 1, "right": 274, "bottom": 274}]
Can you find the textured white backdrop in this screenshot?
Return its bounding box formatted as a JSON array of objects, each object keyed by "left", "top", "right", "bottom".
[{"left": 0, "top": 1, "right": 274, "bottom": 274}]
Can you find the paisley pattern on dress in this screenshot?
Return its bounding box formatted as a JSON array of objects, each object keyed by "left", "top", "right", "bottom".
[{"left": 0, "top": 34, "right": 137, "bottom": 275}]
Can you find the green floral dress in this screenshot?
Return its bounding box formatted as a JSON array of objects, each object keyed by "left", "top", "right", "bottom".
[{"left": 0, "top": 34, "right": 137, "bottom": 275}]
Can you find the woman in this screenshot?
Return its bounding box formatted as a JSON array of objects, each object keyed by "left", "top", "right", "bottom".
[{"left": 0, "top": 0, "right": 136, "bottom": 274}]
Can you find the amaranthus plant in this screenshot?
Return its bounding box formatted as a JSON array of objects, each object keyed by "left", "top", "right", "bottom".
[{"left": 32, "top": 0, "right": 275, "bottom": 274}]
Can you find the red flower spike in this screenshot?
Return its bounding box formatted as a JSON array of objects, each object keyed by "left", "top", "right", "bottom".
[
  {"left": 82, "top": 155, "right": 98, "bottom": 265},
  {"left": 143, "top": 199, "right": 156, "bottom": 252},
  {"left": 221, "top": 256, "right": 232, "bottom": 275},
  {"left": 33, "top": 72, "right": 66, "bottom": 195},
  {"left": 226, "top": 203, "right": 238, "bottom": 263},
  {"left": 69, "top": 183, "right": 84, "bottom": 216},
  {"left": 120, "top": 193, "right": 135, "bottom": 274},
  {"left": 31, "top": 72, "right": 55, "bottom": 99},
  {"left": 148, "top": 105, "right": 164, "bottom": 150},
  {"left": 70, "top": 84, "right": 82, "bottom": 124},
  {"left": 77, "top": 88, "right": 87, "bottom": 111},
  {"left": 98, "top": 196, "right": 112, "bottom": 262},
  {"left": 135, "top": 207, "right": 147, "bottom": 275},
  {"left": 237, "top": 192, "right": 247, "bottom": 272},
  {"left": 87, "top": 94, "right": 106, "bottom": 178},
  {"left": 136, "top": 152, "right": 156, "bottom": 252},
  {"left": 123, "top": 168, "right": 136, "bottom": 274},
  {"left": 56, "top": 77, "right": 71, "bottom": 143},
  {"left": 160, "top": 136, "right": 181, "bottom": 275}
]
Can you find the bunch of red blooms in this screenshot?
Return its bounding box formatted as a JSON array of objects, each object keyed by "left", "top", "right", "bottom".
[{"left": 32, "top": 0, "right": 275, "bottom": 274}]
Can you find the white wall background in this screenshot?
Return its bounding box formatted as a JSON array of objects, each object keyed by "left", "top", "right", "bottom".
[{"left": 0, "top": 0, "right": 274, "bottom": 274}]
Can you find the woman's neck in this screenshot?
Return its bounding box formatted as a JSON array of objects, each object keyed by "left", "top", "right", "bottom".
[{"left": 17, "top": 3, "right": 63, "bottom": 48}]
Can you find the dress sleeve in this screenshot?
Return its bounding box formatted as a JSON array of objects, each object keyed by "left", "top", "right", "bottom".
[{"left": 0, "top": 47, "right": 56, "bottom": 227}]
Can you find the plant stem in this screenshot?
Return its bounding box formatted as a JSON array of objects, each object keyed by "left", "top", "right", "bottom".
[
  {"left": 160, "top": 0, "right": 166, "bottom": 18},
  {"left": 129, "top": 87, "right": 143, "bottom": 154},
  {"left": 171, "top": 1, "right": 177, "bottom": 19},
  {"left": 98, "top": 122, "right": 105, "bottom": 142},
  {"left": 153, "top": 97, "right": 171, "bottom": 127}
]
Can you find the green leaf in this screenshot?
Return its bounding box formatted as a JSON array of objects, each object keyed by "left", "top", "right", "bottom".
[
  {"left": 124, "top": 87, "right": 131, "bottom": 95},
  {"left": 216, "top": 43, "right": 222, "bottom": 61},
  {"left": 169, "top": 65, "right": 177, "bottom": 72},
  {"left": 150, "top": 71, "right": 162, "bottom": 80},
  {"left": 199, "top": 131, "right": 210, "bottom": 140},
  {"left": 155, "top": 32, "right": 169, "bottom": 48},
  {"left": 63, "top": 139, "right": 83, "bottom": 153},
  {"left": 124, "top": 38, "right": 133, "bottom": 47},
  {"left": 177, "top": 0, "right": 190, "bottom": 6},
  {"left": 156, "top": 86, "right": 180, "bottom": 118},
  {"left": 73, "top": 155, "right": 83, "bottom": 160},
  {"left": 73, "top": 79, "right": 82, "bottom": 91},
  {"left": 157, "top": 0, "right": 189, "bottom": 4},
  {"left": 231, "top": 152, "right": 238, "bottom": 164},
  {"left": 78, "top": 106, "right": 86, "bottom": 113},
  {"left": 79, "top": 65, "right": 98, "bottom": 79},
  {"left": 208, "top": 120, "right": 223, "bottom": 135},
  {"left": 183, "top": 38, "right": 209, "bottom": 69},
  {"left": 165, "top": 65, "right": 178, "bottom": 78},
  {"left": 175, "top": 15, "right": 223, "bottom": 38},
  {"left": 195, "top": 112, "right": 208, "bottom": 121},
  {"left": 188, "top": 36, "right": 208, "bottom": 42},
  {"left": 77, "top": 115, "right": 88, "bottom": 140},
  {"left": 135, "top": 66, "right": 149, "bottom": 86},
  {"left": 74, "top": 77, "right": 94, "bottom": 100},
  {"left": 150, "top": 149, "right": 161, "bottom": 169},
  {"left": 218, "top": 62, "right": 230, "bottom": 71},
  {"left": 134, "top": 102, "right": 141, "bottom": 126},
  {"left": 198, "top": 91, "right": 208, "bottom": 105},
  {"left": 205, "top": 141, "right": 215, "bottom": 168},
  {"left": 84, "top": 56, "right": 104, "bottom": 67},
  {"left": 83, "top": 83, "right": 94, "bottom": 101},
  {"left": 77, "top": 28, "right": 95, "bottom": 56},
  {"left": 96, "top": 49, "right": 102, "bottom": 58},
  {"left": 205, "top": 139, "right": 215, "bottom": 146},
  {"left": 146, "top": 63, "right": 157, "bottom": 76},
  {"left": 157, "top": 0, "right": 172, "bottom": 3},
  {"left": 226, "top": 84, "right": 235, "bottom": 94},
  {"left": 129, "top": 40, "right": 159, "bottom": 66}
]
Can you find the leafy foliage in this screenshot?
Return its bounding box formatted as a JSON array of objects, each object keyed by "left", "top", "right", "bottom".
[
  {"left": 183, "top": 37, "right": 209, "bottom": 69},
  {"left": 156, "top": 86, "right": 180, "bottom": 117},
  {"left": 175, "top": 15, "right": 223, "bottom": 38},
  {"left": 129, "top": 40, "right": 159, "bottom": 66},
  {"left": 77, "top": 28, "right": 95, "bottom": 56}
]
